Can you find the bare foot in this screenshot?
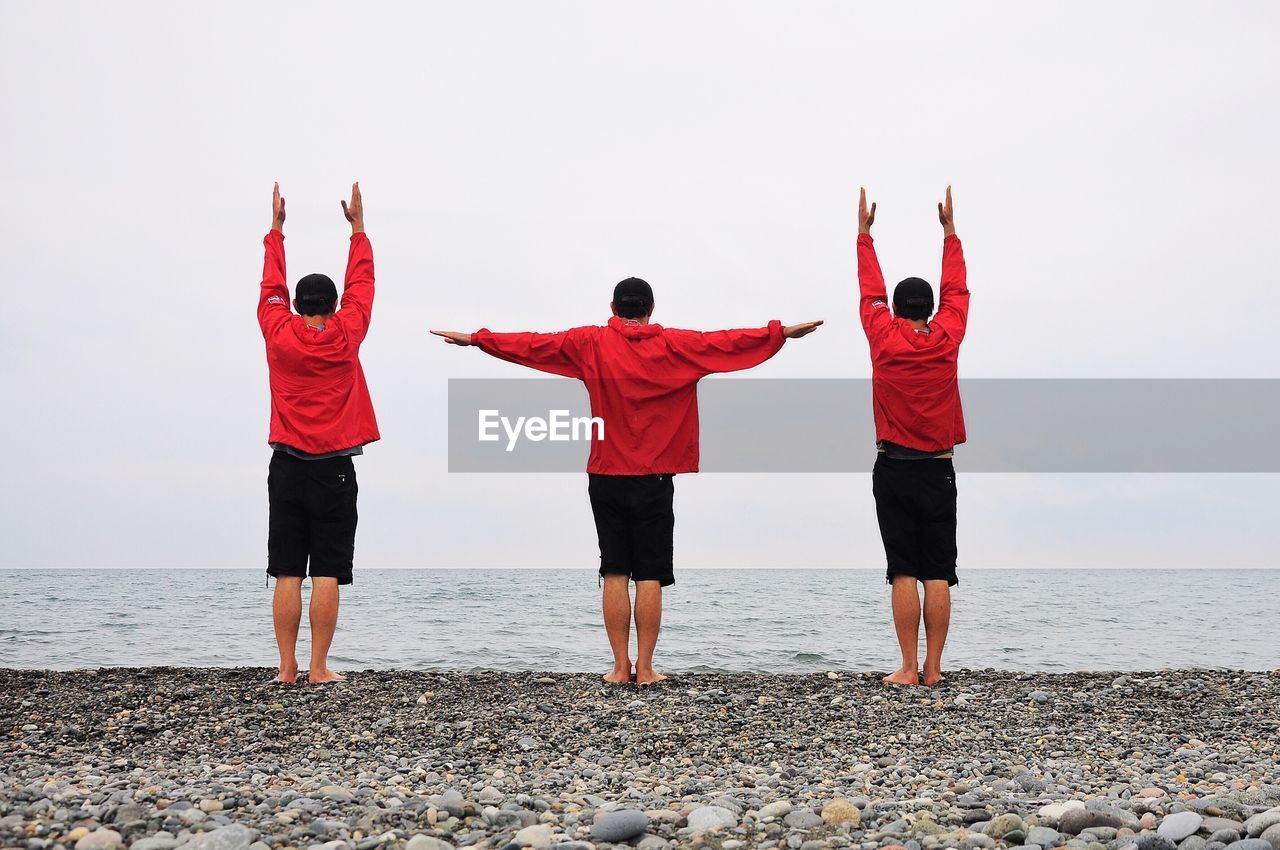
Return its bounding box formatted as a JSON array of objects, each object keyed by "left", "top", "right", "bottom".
[
  {"left": 922, "top": 668, "right": 946, "bottom": 687},
  {"left": 882, "top": 667, "right": 919, "bottom": 686},
  {"left": 274, "top": 665, "right": 298, "bottom": 684},
  {"left": 308, "top": 669, "right": 347, "bottom": 684},
  {"left": 602, "top": 665, "right": 632, "bottom": 684},
  {"left": 635, "top": 667, "right": 667, "bottom": 686}
]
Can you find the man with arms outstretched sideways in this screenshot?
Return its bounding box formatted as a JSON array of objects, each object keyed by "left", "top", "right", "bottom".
[
  {"left": 259, "top": 182, "right": 378, "bottom": 684},
  {"left": 857, "top": 186, "right": 969, "bottom": 687},
  {"left": 433, "top": 282, "right": 821, "bottom": 685}
]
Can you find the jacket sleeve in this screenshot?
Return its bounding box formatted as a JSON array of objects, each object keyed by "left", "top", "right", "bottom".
[
  {"left": 857, "top": 233, "right": 893, "bottom": 340},
  {"left": 665, "top": 321, "right": 786, "bottom": 377},
  {"left": 257, "top": 231, "right": 292, "bottom": 338},
  {"left": 338, "top": 233, "right": 375, "bottom": 346},
  {"left": 472, "top": 327, "right": 586, "bottom": 379},
  {"left": 930, "top": 234, "right": 969, "bottom": 343}
]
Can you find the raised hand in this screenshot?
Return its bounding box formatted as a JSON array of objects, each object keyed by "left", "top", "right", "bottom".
[
  {"left": 272, "top": 182, "right": 286, "bottom": 232},
  {"left": 859, "top": 187, "right": 876, "bottom": 235},
  {"left": 782, "top": 320, "right": 823, "bottom": 339},
  {"left": 341, "top": 182, "right": 364, "bottom": 234},
  {"left": 938, "top": 184, "right": 955, "bottom": 237},
  {"left": 431, "top": 330, "right": 473, "bottom": 346}
]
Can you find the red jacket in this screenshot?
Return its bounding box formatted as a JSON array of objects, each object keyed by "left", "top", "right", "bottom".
[
  {"left": 474, "top": 316, "right": 786, "bottom": 474},
  {"left": 858, "top": 233, "right": 969, "bottom": 452},
  {"left": 258, "top": 230, "right": 380, "bottom": 454}
]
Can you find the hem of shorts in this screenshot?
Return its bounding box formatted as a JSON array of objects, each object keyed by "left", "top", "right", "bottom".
[
  {"left": 886, "top": 568, "right": 958, "bottom": 587},
  {"left": 599, "top": 565, "right": 676, "bottom": 587},
  {"left": 267, "top": 568, "right": 353, "bottom": 586}
]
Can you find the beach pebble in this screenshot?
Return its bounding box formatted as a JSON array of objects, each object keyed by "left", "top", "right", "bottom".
[
  {"left": 513, "top": 824, "right": 551, "bottom": 849},
  {"left": 1247, "top": 814, "right": 1280, "bottom": 839},
  {"left": 759, "top": 801, "right": 794, "bottom": 819},
  {"left": 590, "top": 809, "right": 649, "bottom": 842},
  {"left": 130, "top": 838, "right": 178, "bottom": 850},
  {"left": 1225, "top": 842, "right": 1274, "bottom": 850},
  {"left": 405, "top": 837, "right": 455, "bottom": 850},
  {"left": 985, "top": 814, "right": 1027, "bottom": 840},
  {"left": 1027, "top": 826, "right": 1060, "bottom": 846},
  {"left": 687, "top": 806, "right": 737, "bottom": 832},
  {"left": 75, "top": 829, "right": 123, "bottom": 850},
  {"left": 784, "top": 810, "right": 825, "bottom": 830},
  {"left": 183, "top": 825, "right": 254, "bottom": 850},
  {"left": 1061, "top": 810, "right": 1126, "bottom": 835},
  {"left": 1161, "top": 813, "right": 1204, "bottom": 842}
]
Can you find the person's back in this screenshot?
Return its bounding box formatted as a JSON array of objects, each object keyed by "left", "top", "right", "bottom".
[
  {"left": 474, "top": 314, "right": 787, "bottom": 474},
  {"left": 856, "top": 186, "right": 968, "bottom": 689},
  {"left": 434, "top": 278, "right": 820, "bottom": 685},
  {"left": 257, "top": 182, "right": 377, "bottom": 686}
]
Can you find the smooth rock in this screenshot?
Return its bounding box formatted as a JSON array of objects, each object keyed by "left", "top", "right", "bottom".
[
  {"left": 590, "top": 810, "right": 649, "bottom": 843},
  {"left": 1061, "top": 811, "right": 1126, "bottom": 835},
  {"left": 784, "top": 810, "right": 824, "bottom": 830},
  {"left": 760, "top": 801, "right": 794, "bottom": 819},
  {"left": 130, "top": 839, "right": 178, "bottom": 850},
  {"left": 1161, "top": 814, "right": 1204, "bottom": 843},
  {"left": 687, "top": 807, "right": 737, "bottom": 832},
  {"left": 405, "top": 837, "right": 456, "bottom": 850},
  {"left": 1248, "top": 815, "right": 1280, "bottom": 840},
  {"left": 513, "top": 825, "right": 551, "bottom": 849},
  {"left": 1225, "top": 842, "right": 1274, "bottom": 850},
  {"left": 184, "top": 826, "right": 255, "bottom": 850},
  {"left": 1028, "top": 827, "right": 1061, "bottom": 846},
  {"left": 1260, "top": 825, "right": 1280, "bottom": 850},
  {"left": 986, "top": 815, "right": 1028, "bottom": 840},
  {"left": 76, "top": 830, "right": 124, "bottom": 850}
]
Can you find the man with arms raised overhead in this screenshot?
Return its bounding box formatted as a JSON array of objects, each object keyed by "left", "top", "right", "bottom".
[
  {"left": 258, "top": 182, "right": 378, "bottom": 684},
  {"left": 433, "top": 282, "right": 821, "bottom": 685},
  {"left": 857, "top": 186, "right": 969, "bottom": 687}
]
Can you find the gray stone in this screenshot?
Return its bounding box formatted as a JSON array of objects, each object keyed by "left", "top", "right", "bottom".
[
  {"left": 76, "top": 830, "right": 124, "bottom": 850},
  {"left": 1211, "top": 832, "right": 1243, "bottom": 846},
  {"left": 513, "top": 825, "right": 551, "bottom": 849},
  {"left": 405, "top": 838, "right": 456, "bottom": 850},
  {"left": 1225, "top": 842, "right": 1274, "bottom": 850},
  {"left": 1161, "top": 814, "right": 1205, "bottom": 843},
  {"left": 1181, "top": 837, "right": 1208, "bottom": 850},
  {"left": 783, "top": 810, "right": 824, "bottom": 830},
  {"left": 688, "top": 806, "right": 738, "bottom": 832},
  {"left": 590, "top": 809, "right": 650, "bottom": 843},
  {"left": 986, "top": 814, "right": 1028, "bottom": 840},
  {"left": 759, "top": 801, "right": 794, "bottom": 819},
  {"left": 1028, "top": 827, "right": 1061, "bottom": 847},
  {"left": 1134, "top": 835, "right": 1177, "bottom": 850},
  {"left": 636, "top": 836, "right": 671, "bottom": 850},
  {"left": 1248, "top": 816, "right": 1280, "bottom": 840},
  {"left": 183, "top": 826, "right": 255, "bottom": 850},
  {"left": 1205, "top": 821, "right": 1246, "bottom": 835},
  {"left": 1061, "top": 811, "right": 1127, "bottom": 835},
  {"left": 130, "top": 839, "right": 178, "bottom": 850},
  {"left": 1259, "top": 824, "right": 1280, "bottom": 850}
]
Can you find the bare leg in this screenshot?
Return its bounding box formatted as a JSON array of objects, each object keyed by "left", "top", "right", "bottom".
[
  {"left": 921, "top": 580, "right": 951, "bottom": 686},
  {"left": 633, "top": 581, "right": 666, "bottom": 685},
  {"left": 272, "top": 577, "right": 303, "bottom": 683},
  {"left": 601, "top": 575, "right": 633, "bottom": 683},
  {"left": 308, "top": 577, "right": 346, "bottom": 683},
  {"left": 883, "top": 575, "right": 921, "bottom": 686}
]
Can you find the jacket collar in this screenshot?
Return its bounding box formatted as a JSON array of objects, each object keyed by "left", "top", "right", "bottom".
[{"left": 607, "top": 315, "right": 663, "bottom": 339}]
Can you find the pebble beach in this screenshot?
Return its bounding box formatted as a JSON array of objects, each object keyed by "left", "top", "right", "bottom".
[{"left": 2, "top": 669, "right": 1279, "bottom": 850}]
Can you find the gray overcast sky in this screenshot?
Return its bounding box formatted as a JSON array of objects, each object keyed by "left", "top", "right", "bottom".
[{"left": 2, "top": 2, "right": 1277, "bottom": 570}]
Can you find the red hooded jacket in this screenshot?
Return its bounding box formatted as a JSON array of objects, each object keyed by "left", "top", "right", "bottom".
[
  {"left": 473, "top": 317, "right": 786, "bottom": 474},
  {"left": 258, "top": 230, "right": 380, "bottom": 454},
  {"left": 858, "top": 233, "right": 969, "bottom": 452}
]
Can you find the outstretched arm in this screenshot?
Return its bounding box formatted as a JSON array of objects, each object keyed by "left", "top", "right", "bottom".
[
  {"left": 931, "top": 185, "right": 969, "bottom": 342},
  {"left": 857, "top": 187, "right": 892, "bottom": 339},
  {"left": 258, "top": 182, "right": 292, "bottom": 336},
  {"left": 337, "top": 183, "right": 375, "bottom": 344},
  {"left": 666, "top": 320, "right": 820, "bottom": 377},
  {"left": 431, "top": 328, "right": 584, "bottom": 379}
]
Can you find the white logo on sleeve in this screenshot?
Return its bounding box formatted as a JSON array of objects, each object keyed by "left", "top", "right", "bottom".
[
  {"left": 267, "top": 295, "right": 285, "bottom": 305},
  {"left": 872, "top": 300, "right": 887, "bottom": 309}
]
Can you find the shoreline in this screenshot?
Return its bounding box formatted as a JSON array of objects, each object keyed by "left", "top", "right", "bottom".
[{"left": 2, "top": 669, "right": 1279, "bottom": 850}]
